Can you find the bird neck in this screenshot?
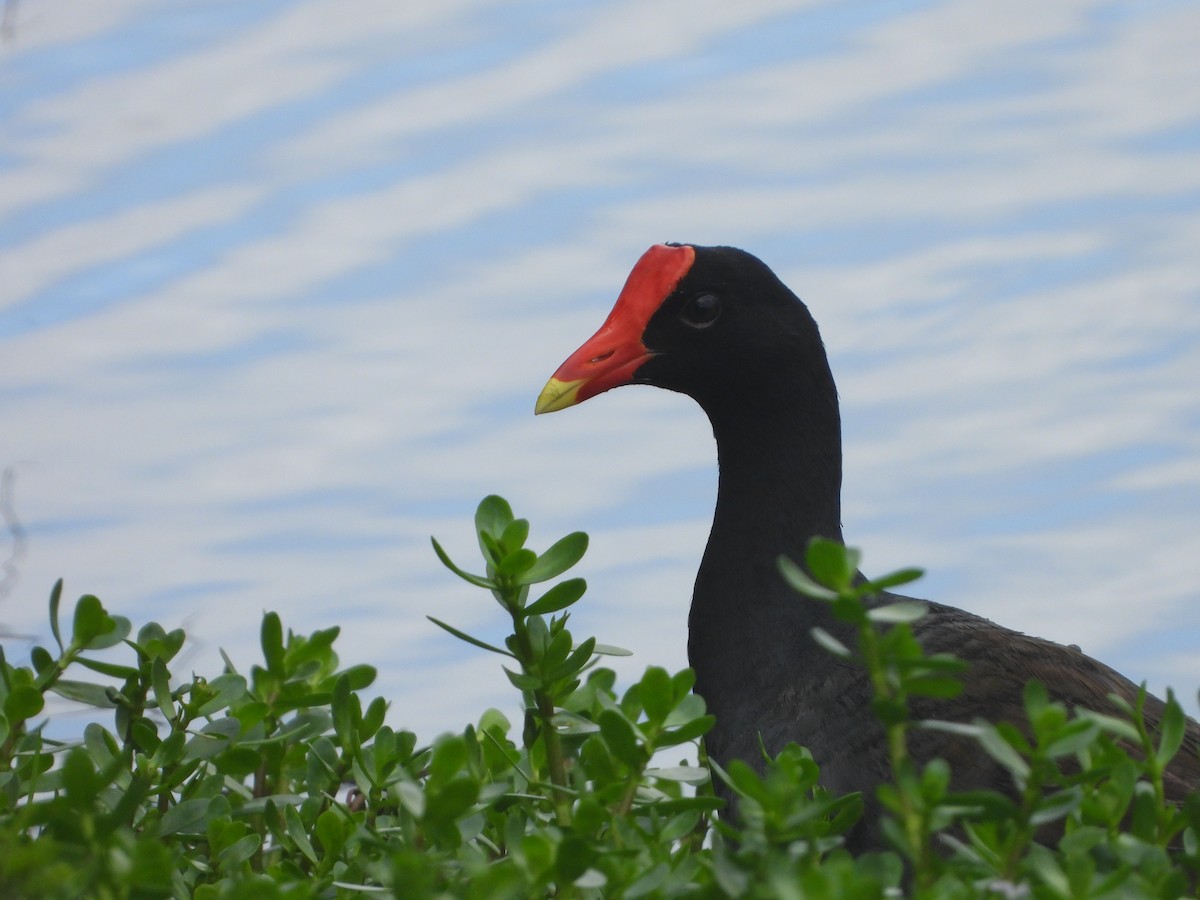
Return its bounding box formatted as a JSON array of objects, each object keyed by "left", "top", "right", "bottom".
[
  {"left": 706, "top": 380, "right": 845, "bottom": 567},
  {"left": 687, "top": 371, "right": 849, "bottom": 703}
]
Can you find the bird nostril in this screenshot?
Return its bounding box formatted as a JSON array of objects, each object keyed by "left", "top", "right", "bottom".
[{"left": 590, "top": 350, "right": 614, "bottom": 365}]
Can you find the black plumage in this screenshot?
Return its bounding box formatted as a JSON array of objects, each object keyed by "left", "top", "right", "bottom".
[{"left": 536, "top": 243, "right": 1200, "bottom": 846}]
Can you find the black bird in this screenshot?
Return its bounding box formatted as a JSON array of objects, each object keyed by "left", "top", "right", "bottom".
[{"left": 535, "top": 243, "right": 1200, "bottom": 845}]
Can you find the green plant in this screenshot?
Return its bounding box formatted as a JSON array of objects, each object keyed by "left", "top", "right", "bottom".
[
  {"left": 779, "top": 537, "right": 1200, "bottom": 898},
  {"left": 0, "top": 497, "right": 1195, "bottom": 898}
]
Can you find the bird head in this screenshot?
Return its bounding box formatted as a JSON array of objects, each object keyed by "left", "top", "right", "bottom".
[{"left": 535, "top": 243, "right": 823, "bottom": 416}]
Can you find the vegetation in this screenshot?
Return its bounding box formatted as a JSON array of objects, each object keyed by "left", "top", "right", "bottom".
[{"left": 0, "top": 495, "right": 1197, "bottom": 897}]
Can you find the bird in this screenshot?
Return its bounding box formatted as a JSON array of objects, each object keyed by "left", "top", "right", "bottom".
[{"left": 534, "top": 242, "right": 1200, "bottom": 847}]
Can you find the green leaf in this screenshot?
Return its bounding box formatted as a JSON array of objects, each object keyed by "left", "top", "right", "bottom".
[
  {"left": 804, "top": 538, "right": 860, "bottom": 591},
  {"left": 503, "top": 667, "right": 542, "bottom": 691},
  {"left": 1157, "top": 689, "right": 1186, "bottom": 767},
  {"left": 777, "top": 555, "right": 837, "bottom": 601},
  {"left": 906, "top": 676, "right": 964, "bottom": 699},
  {"left": 1042, "top": 718, "right": 1101, "bottom": 758},
  {"left": 646, "top": 765, "right": 710, "bottom": 784},
  {"left": 3, "top": 685, "right": 43, "bottom": 722},
  {"left": 285, "top": 804, "right": 319, "bottom": 864},
  {"left": 871, "top": 697, "right": 908, "bottom": 727},
  {"left": 521, "top": 532, "right": 588, "bottom": 585},
  {"left": 218, "top": 833, "right": 261, "bottom": 870},
  {"left": 972, "top": 720, "right": 1031, "bottom": 783},
  {"left": 74, "top": 656, "right": 139, "bottom": 680},
  {"left": 161, "top": 798, "right": 212, "bottom": 835},
  {"left": 660, "top": 714, "right": 716, "bottom": 746},
  {"left": 500, "top": 518, "right": 529, "bottom": 553},
  {"left": 150, "top": 731, "right": 185, "bottom": 768},
  {"left": 334, "top": 664, "right": 377, "bottom": 691},
  {"left": 866, "top": 567, "right": 925, "bottom": 592},
  {"left": 598, "top": 709, "right": 643, "bottom": 769},
  {"left": 261, "top": 612, "right": 285, "bottom": 675},
  {"left": 426, "top": 617, "right": 515, "bottom": 658},
  {"left": 50, "top": 678, "right": 118, "bottom": 708},
  {"left": 315, "top": 809, "right": 346, "bottom": 860},
  {"left": 1031, "top": 786, "right": 1083, "bottom": 827},
  {"left": 88, "top": 615, "right": 132, "bottom": 650},
  {"left": 475, "top": 495, "right": 514, "bottom": 541},
  {"left": 61, "top": 747, "right": 101, "bottom": 802},
  {"left": 866, "top": 601, "right": 927, "bottom": 624},
  {"left": 809, "top": 627, "right": 852, "bottom": 659},
  {"left": 430, "top": 537, "right": 495, "bottom": 589},
  {"left": 548, "top": 638, "right": 596, "bottom": 683},
  {"left": 331, "top": 675, "right": 359, "bottom": 753},
  {"left": 524, "top": 578, "right": 587, "bottom": 616},
  {"left": 71, "top": 594, "right": 111, "bottom": 646},
  {"left": 182, "top": 718, "right": 240, "bottom": 762},
  {"left": 30, "top": 645, "right": 55, "bottom": 676},
  {"left": 495, "top": 548, "right": 537, "bottom": 577},
  {"left": 48, "top": 579, "right": 65, "bottom": 652},
  {"left": 640, "top": 666, "right": 673, "bottom": 724},
  {"left": 593, "top": 643, "right": 633, "bottom": 657},
  {"left": 152, "top": 656, "right": 175, "bottom": 723},
  {"left": 195, "top": 673, "right": 248, "bottom": 717},
  {"left": 553, "top": 710, "right": 600, "bottom": 735},
  {"left": 556, "top": 834, "right": 593, "bottom": 883},
  {"left": 361, "top": 696, "right": 388, "bottom": 740}
]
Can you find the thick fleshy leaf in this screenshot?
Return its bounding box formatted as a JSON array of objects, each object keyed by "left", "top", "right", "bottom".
[
  {"left": 906, "top": 676, "right": 964, "bottom": 699},
  {"left": 282, "top": 802, "right": 316, "bottom": 864},
  {"left": 593, "top": 644, "right": 633, "bottom": 657},
  {"left": 524, "top": 579, "right": 587, "bottom": 616},
  {"left": 503, "top": 667, "right": 542, "bottom": 691},
  {"left": 152, "top": 657, "right": 175, "bottom": 723},
  {"left": 598, "top": 709, "right": 642, "bottom": 768},
  {"left": 866, "top": 602, "right": 927, "bottom": 624},
  {"left": 261, "top": 612, "right": 285, "bottom": 676},
  {"left": 804, "top": 538, "right": 860, "bottom": 591},
  {"left": 160, "top": 797, "right": 211, "bottom": 835},
  {"left": 71, "top": 594, "right": 110, "bottom": 646},
  {"left": 75, "top": 656, "right": 139, "bottom": 680},
  {"left": 194, "top": 673, "right": 249, "bottom": 717},
  {"left": 182, "top": 717, "right": 240, "bottom": 762},
  {"left": 427, "top": 616, "right": 515, "bottom": 658},
  {"left": 809, "top": 626, "right": 852, "bottom": 659},
  {"left": 500, "top": 518, "right": 529, "bottom": 553},
  {"left": 48, "top": 579, "right": 64, "bottom": 652},
  {"left": 639, "top": 666, "right": 673, "bottom": 724},
  {"left": 50, "top": 678, "right": 118, "bottom": 708},
  {"left": 552, "top": 711, "right": 600, "bottom": 735},
  {"left": 520, "top": 532, "right": 588, "bottom": 585},
  {"left": 475, "top": 495, "right": 514, "bottom": 547},
  {"left": 3, "top": 685, "right": 44, "bottom": 722},
  {"left": 430, "top": 538, "right": 495, "bottom": 589},
  {"left": 86, "top": 615, "right": 132, "bottom": 650},
  {"left": 1157, "top": 689, "right": 1186, "bottom": 767},
  {"left": 495, "top": 548, "right": 537, "bottom": 577},
  {"left": 972, "top": 720, "right": 1031, "bottom": 783},
  {"left": 867, "top": 567, "right": 925, "bottom": 592},
  {"left": 777, "top": 555, "right": 837, "bottom": 601}
]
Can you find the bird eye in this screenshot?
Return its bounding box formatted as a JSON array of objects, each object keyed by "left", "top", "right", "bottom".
[{"left": 682, "top": 293, "right": 720, "bottom": 329}]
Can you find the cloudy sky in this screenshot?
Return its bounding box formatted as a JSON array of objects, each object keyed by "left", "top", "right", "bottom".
[{"left": 2, "top": 0, "right": 1198, "bottom": 738}]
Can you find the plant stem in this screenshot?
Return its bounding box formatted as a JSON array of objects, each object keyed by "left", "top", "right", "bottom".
[{"left": 505, "top": 590, "right": 572, "bottom": 828}]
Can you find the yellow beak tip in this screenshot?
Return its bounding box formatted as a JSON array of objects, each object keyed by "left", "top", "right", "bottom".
[{"left": 535, "top": 377, "right": 584, "bottom": 415}]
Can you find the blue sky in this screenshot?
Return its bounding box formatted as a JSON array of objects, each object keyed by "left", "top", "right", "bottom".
[{"left": 1, "top": 0, "right": 1198, "bottom": 736}]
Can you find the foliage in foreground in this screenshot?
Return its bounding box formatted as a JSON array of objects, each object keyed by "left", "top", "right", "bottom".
[{"left": 0, "top": 495, "right": 1197, "bottom": 898}]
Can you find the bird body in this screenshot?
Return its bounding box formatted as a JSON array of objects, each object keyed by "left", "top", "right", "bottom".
[{"left": 536, "top": 244, "right": 1200, "bottom": 840}]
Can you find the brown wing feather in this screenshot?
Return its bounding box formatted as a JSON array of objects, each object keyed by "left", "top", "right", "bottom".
[{"left": 911, "top": 600, "right": 1200, "bottom": 800}]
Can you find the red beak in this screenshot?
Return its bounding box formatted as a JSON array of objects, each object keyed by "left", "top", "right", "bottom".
[{"left": 535, "top": 244, "right": 695, "bottom": 414}]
